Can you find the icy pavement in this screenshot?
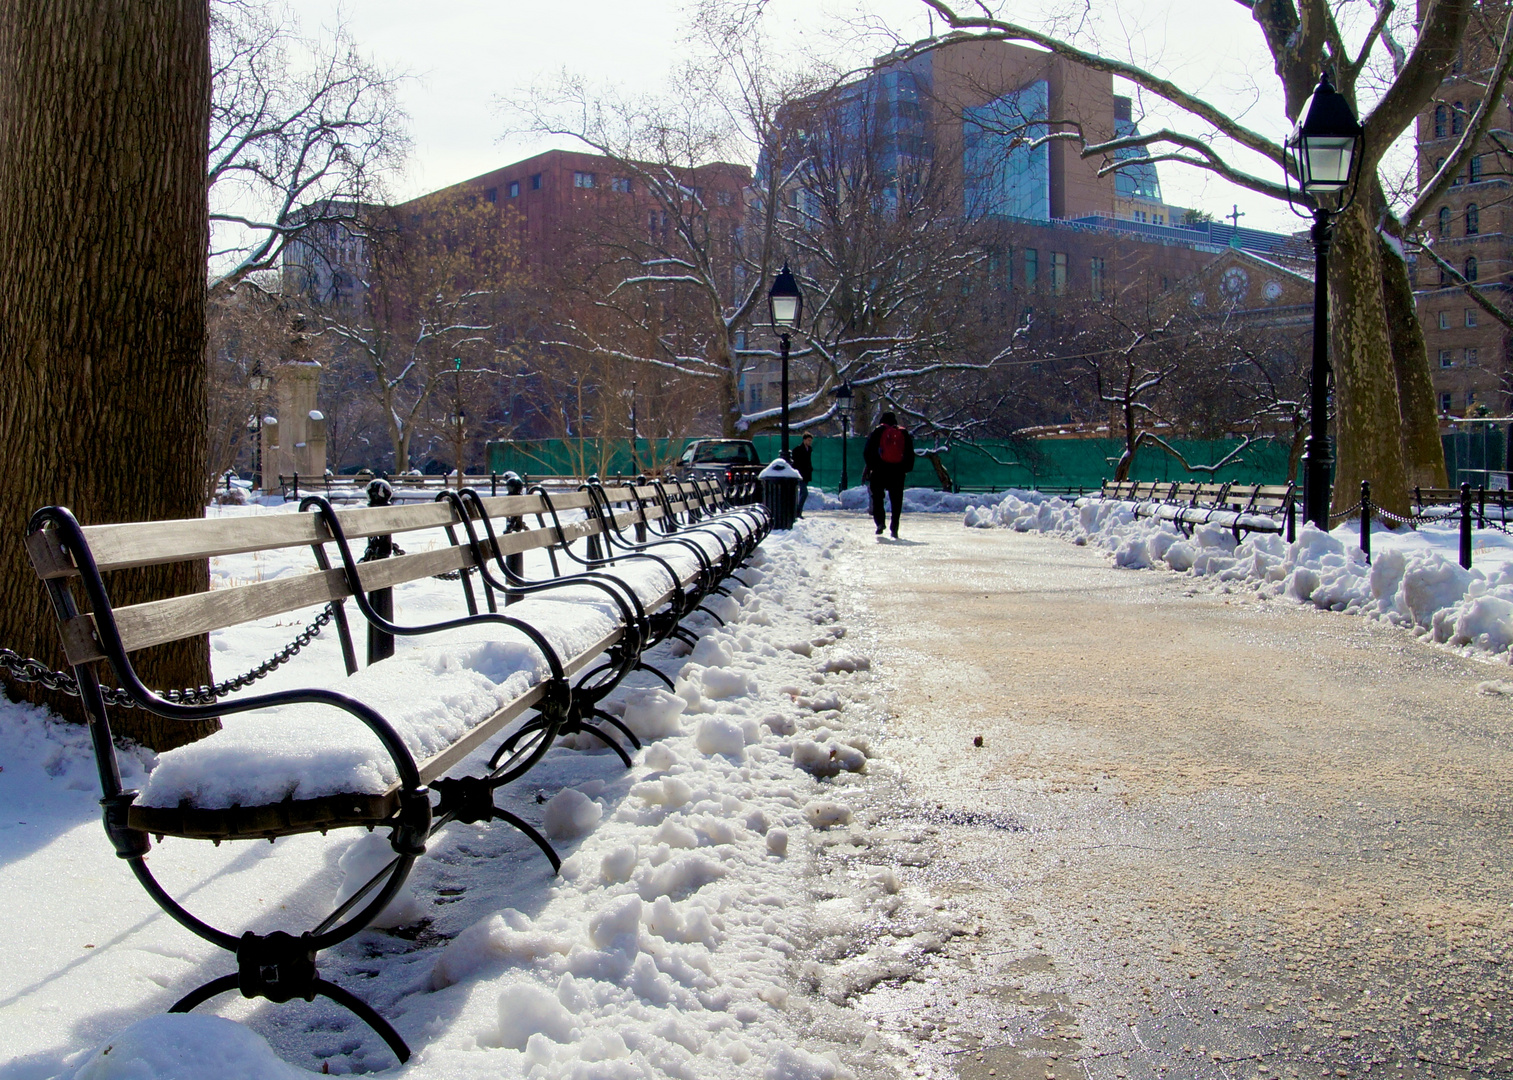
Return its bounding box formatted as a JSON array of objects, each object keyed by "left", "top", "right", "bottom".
[{"left": 843, "top": 514, "right": 1513, "bottom": 1080}]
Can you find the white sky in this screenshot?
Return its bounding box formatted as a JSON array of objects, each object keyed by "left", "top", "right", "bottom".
[{"left": 287, "top": 0, "right": 1341, "bottom": 236}]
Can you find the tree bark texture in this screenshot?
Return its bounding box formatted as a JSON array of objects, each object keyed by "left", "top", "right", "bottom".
[
  {"left": 1328, "top": 201, "right": 1410, "bottom": 519},
  {"left": 0, "top": 1, "right": 215, "bottom": 749},
  {"left": 1378, "top": 233, "right": 1447, "bottom": 490}
]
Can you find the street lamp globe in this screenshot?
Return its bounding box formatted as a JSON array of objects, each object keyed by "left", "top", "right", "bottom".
[
  {"left": 767, "top": 263, "right": 803, "bottom": 328},
  {"left": 249, "top": 364, "right": 272, "bottom": 395},
  {"left": 833, "top": 381, "right": 853, "bottom": 423},
  {"left": 1288, "top": 71, "right": 1364, "bottom": 202}
]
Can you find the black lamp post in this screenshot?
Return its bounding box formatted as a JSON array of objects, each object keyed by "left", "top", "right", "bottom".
[
  {"left": 767, "top": 262, "right": 804, "bottom": 459},
  {"left": 1287, "top": 70, "right": 1363, "bottom": 530},
  {"left": 249, "top": 362, "right": 272, "bottom": 490},
  {"left": 832, "top": 381, "right": 854, "bottom": 490}
]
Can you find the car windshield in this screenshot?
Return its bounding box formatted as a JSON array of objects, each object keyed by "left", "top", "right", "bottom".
[{"left": 692, "top": 443, "right": 756, "bottom": 464}]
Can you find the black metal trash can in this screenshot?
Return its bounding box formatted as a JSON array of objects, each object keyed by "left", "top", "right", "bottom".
[{"left": 760, "top": 462, "right": 802, "bottom": 530}]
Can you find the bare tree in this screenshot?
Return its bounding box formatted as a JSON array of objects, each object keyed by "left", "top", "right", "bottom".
[
  {"left": 208, "top": 0, "right": 407, "bottom": 293},
  {"left": 318, "top": 196, "right": 522, "bottom": 474},
  {"left": 520, "top": 34, "right": 803, "bottom": 438}
]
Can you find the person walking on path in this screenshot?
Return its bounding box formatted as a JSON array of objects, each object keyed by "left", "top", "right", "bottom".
[
  {"left": 790, "top": 433, "right": 814, "bottom": 518},
  {"left": 862, "top": 412, "right": 915, "bottom": 538}
]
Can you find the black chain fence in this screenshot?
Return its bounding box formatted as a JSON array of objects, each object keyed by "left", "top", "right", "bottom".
[{"left": 0, "top": 604, "right": 335, "bottom": 708}]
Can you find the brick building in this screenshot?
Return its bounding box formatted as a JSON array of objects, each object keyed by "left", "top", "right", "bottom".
[
  {"left": 1413, "top": 5, "right": 1511, "bottom": 418},
  {"left": 414, "top": 148, "right": 750, "bottom": 275}
]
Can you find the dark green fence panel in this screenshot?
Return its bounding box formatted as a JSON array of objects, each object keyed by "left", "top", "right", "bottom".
[
  {"left": 1442, "top": 426, "right": 1509, "bottom": 488},
  {"left": 485, "top": 435, "right": 1296, "bottom": 493}
]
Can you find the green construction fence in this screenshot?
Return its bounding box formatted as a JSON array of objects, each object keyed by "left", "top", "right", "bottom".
[{"left": 486, "top": 435, "right": 1299, "bottom": 493}]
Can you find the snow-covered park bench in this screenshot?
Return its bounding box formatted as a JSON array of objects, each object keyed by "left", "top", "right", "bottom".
[
  {"left": 23, "top": 476, "right": 766, "bottom": 1063},
  {"left": 1089, "top": 478, "right": 1298, "bottom": 542}
]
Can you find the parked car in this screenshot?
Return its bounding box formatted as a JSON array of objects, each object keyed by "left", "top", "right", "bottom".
[{"left": 672, "top": 438, "right": 764, "bottom": 492}]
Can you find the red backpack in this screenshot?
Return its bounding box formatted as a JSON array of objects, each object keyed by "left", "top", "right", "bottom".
[{"left": 879, "top": 425, "right": 907, "bottom": 465}]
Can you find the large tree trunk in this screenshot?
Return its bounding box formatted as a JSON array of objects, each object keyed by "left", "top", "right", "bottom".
[
  {"left": 0, "top": 0, "right": 215, "bottom": 749},
  {"left": 1328, "top": 200, "right": 1410, "bottom": 519},
  {"left": 1379, "top": 234, "right": 1448, "bottom": 490}
]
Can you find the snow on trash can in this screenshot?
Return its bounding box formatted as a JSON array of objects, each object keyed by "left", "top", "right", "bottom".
[{"left": 759, "top": 457, "right": 802, "bottom": 530}]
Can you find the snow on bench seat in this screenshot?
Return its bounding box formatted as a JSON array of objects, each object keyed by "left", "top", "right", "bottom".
[{"left": 137, "top": 592, "right": 621, "bottom": 815}]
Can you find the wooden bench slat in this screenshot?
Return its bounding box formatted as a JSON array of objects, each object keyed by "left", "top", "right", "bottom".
[{"left": 99, "top": 511, "right": 703, "bottom": 659}]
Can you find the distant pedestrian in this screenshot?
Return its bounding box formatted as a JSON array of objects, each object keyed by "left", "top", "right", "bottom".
[
  {"left": 862, "top": 412, "right": 915, "bottom": 538},
  {"left": 791, "top": 433, "right": 815, "bottom": 517}
]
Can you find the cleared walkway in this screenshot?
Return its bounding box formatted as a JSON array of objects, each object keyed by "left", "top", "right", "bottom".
[{"left": 836, "top": 514, "right": 1513, "bottom": 1080}]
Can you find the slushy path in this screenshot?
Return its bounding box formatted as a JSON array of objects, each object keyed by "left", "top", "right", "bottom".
[{"left": 833, "top": 513, "right": 1513, "bottom": 1080}]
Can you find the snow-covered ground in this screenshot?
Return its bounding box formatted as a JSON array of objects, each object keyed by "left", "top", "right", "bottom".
[
  {"left": 965, "top": 489, "right": 1513, "bottom": 663},
  {"left": 0, "top": 507, "right": 926, "bottom": 1079}
]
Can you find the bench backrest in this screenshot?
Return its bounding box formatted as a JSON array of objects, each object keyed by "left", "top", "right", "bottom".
[
  {"left": 28, "top": 481, "right": 724, "bottom": 667},
  {"left": 1102, "top": 479, "right": 1294, "bottom": 513}
]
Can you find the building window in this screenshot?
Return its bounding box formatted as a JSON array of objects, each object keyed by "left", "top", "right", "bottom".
[
  {"left": 509, "top": 181, "right": 520, "bottom": 198},
  {"left": 611, "top": 176, "right": 632, "bottom": 193},
  {"left": 1468, "top": 389, "right": 1478, "bottom": 406},
  {"left": 485, "top": 187, "right": 497, "bottom": 203},
  {"left": 1467, "top": 347, "right": 1479, "bottom": 367},
  {"left": 530, "top": 173, "right": 542, "bottom": 190},
  {"left": 1471, "top": 155, "right": 1483, "bottom": 183},
  {"left": 1441, "top": 392, "right": 1454, "bottom": 412},
  {"left": 573, "top": 171, "right": 596, "bottom": 188},
  {"left": 1467, "top": 308, "right": 1478, "bottom": 328},
  {"left": 1024, "top": 248, "right": 1038, "bottom": 290},
  {"left": 1438, "top": 207, "right": 1451, "bottom": 238},
  {"left": 1466, "top": 256, "right": 1479, "bottom": 282},
  {"left": 1050, "top": 252, "right": 1068, "bottom": 295},
  {"left": 1435, "top": 105, "right": 1448, "bottom": 138},
  {"left": 1440, "top": 349, "right": 1454, "bottom": 368},
  {"left": 1440, "top": 311, "right": 1451, "bottom": 330},
  {"left": 1090, "top": 257, "right": 1105, "bottom": 301},
  {"left": 1467, "top": 204, "right": 1480, "bottom": 235},
  {"left": 716, "top": 190, "right": 732, "bottom": 206},
  {"left": 1452, "top": 102, "right": 1465, "bottom": 135}
]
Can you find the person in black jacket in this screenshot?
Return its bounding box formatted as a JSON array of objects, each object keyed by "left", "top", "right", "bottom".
[
  {"left": 790, "top": 432, "right": 815, "bottom": 518},
  {"left": 862, "top": 412, "right": 914, "bottom": 538}
]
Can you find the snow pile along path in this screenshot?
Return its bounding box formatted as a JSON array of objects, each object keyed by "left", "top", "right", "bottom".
[
  {"left": 1, "top": 513, "right": 922, "bottom": 1080},
  {"left": 965, "top": 488, "right": 1513, "bottom": 662}
]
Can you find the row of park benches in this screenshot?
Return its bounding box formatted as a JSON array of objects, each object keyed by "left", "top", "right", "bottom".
[
  {"left": 1089, "top": 479, "right": 1299, "bottom": 541},
  {"left": 24, "top": 475, "right": 768, "bottom": 1063},
  {"left": 274, "top": 470, "right": 769, "bottom": 506}
]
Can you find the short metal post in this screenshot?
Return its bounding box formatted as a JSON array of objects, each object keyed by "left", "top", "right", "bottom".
[
  {"left": 491, "top": 472, "right": 498, "bottom": 497},
  {"left": 1461, "top": 482, "right": 1474, "bottom": 570},
  {"left": 366, "top": 481, "right": 395, "bottom": 664},
  {"left": 1286, "top": 495, "right": 1297, "bottom": 544},
  {"left": 504, "top": 472, "right": 525, "bottom": 605},
  {"left": 292, "top": 472, "right": 299, "bottom": 500},
  {"left": 1479, "top": 485, "right": 1487, "bottom": 527},
  {"left": 1359, "top": 481, "right": 1371, "bottom": 564}
]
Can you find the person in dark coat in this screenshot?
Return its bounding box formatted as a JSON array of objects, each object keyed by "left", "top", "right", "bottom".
[
  {"left": 862, "top": 412, "right": 915, "bottom": 538},
  {"left": 790, "top": 432, "right": 814, "bottom": 517}
]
